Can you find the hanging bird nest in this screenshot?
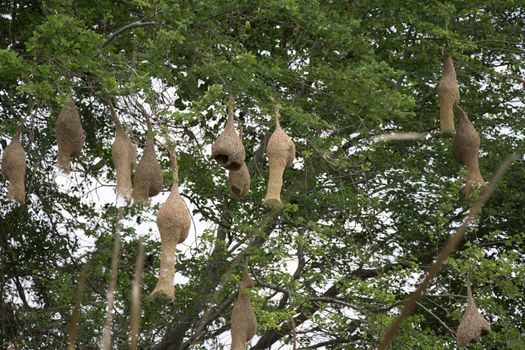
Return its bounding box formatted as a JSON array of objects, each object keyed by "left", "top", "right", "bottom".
[
  {"left": 452, "top": 107, "right": 486, "bottom": 196},
  {"left": 132, "top": 136, "right": 163, "bottom": 203},
  {"left": 437, "top": 54, "right": 460, "bottom": 133},
  {"left": 211, "top": 97, "right": 245, "bottom": 171},
  {"left": 457, "top": 278, "right": 491, "bottom": 347},
  {"left": 108, "top": 100, "right": 137, "bottom": 201},
  {"left": 228, "top": 162, "right": 250, "bottom": 198},
  {"left": 2, "top": 129, "right": 26, "bottom": 203},
  {"left": 55, "top": 101, "right": 85, "bottom": 173},
  {"left": 264, "top": 104, "right": 295, "bottom": 209},
  {"left": 150, "top": 145, "right": 191, "bottom": 300},
  {"left": 230, "top": 262, "right": 257, "bottom": 350},
  {"left": 228, "top": 124, "right": 250, "bottom": 197}
]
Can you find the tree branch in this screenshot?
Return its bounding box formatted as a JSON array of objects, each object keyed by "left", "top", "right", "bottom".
[
  {"left": 100, "top": 21, "right": 159, "bottom": 48},
  {"left": 416, "top": 301, "right": 456, "bottom": 338}
]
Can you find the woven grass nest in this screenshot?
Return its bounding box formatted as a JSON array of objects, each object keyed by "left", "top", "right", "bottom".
[
  {"left": 264, "top": 105, "right": 295, "bottom": 209},
  {"left": 230, "top": 263, "right": 257, "bottom": 350},
  {"left": 1, "top": 129, "right": 26, "bottom": 203},
  {"left": 452, "top": 107, "right": 486, "bottom": 196},
  {"left": 211, "top": 97, "right": 245, "bottom": 171},
  {"left": 55, "top": 102, "right": 85, "bottom": 173},
  {"left": 228, "top": 124, "right": 250, "bottom": 197},
  {"left": 228, "top": 162, "right": 250, "bottom": 198},
  {"left": 109, "top": 101, "right": 137, "bottom": 201},
  {"left": 457, "top": 279, "right": 491, "bottom": 347},
  {"left": 133, "top": 136, "right": 163, "bottom": 203},
  {"left": 437, "top": 54, "right": 460, "bottom": 133},
  {"left": 150, "top": 149, "right": 190, "bottom": 300}
]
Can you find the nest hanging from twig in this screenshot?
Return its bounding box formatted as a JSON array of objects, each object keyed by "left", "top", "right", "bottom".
[
  {"left": 55, "top": 102, "right": 85, "bottom": 173},
  {"left": 228, "top": 162, "right": 250, "bottom": 198},
  {"left": 457, "top": 278, "right": 491, "bottom": 347},
  {"left": 264, "top": 104, "right": 295, "bottom": 209},
  {"left": 437, "top": 54, "right": 460, "bottom": 133},
  {"left": 2, "top": 129, "right": 26, "bottom": 203},
  {"left": 211, "top": 97, "right": 245, "bottom": 171},
  {"left": 230, "top": 262, "right": 257, "bottom": 350},
  {"left": 133, "top": 137, "right": 163, "bottom": 203},
  {"left": 109, "top": 100, "right": 137, "bottom": 200},
  {"left": 452, "top": 107, "right": 486, "bottom": 196},
  {"left": 150, "top": 146, "right": 190, "bottom": 299},
  {"left": 227, "top": 122, "right": 250, "bottom": 197}
]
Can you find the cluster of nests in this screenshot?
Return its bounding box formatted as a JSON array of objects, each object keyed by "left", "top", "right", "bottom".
[
  {"left": 0, "top": 96, "right": 287, "bottom": 349},
  {"left": 0, "top": 56, "right": 492, "bottom": 347},
  {"left": 438, "top": 53, "right": 486, "bottom": 196}
]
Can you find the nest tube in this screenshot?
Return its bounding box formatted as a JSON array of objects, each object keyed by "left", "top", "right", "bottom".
[
  {"left": 452, "top": 107, "right": 486, "bottom": 196},
  {"left": 457, "top": 277, "right": 491, "bottom": 347},
  {"left": 2, "top": 129, "right": 26, "bottom": 203},
  {"left": 132, "top": 136, "right": 163, "bottom": 203},
  {"left": 230, "top": 262, "right": 257, "bottom": 350},
  {"left": 55, "top": 102, "right": 85, "bottom": 173},
  {"left": 437, "top": 54, "right": 460, "bottom": 133},
  {"left": 109, "top": 100, "right": 137, "bottom": 201},
  {"left": 264, "top": 105, "right": 295, "bottom": 209},
  {"left": 150, "top": 148, "right": 191, "bottom": 300},
  {"left": 211, "top": 97, "right": 245, "bottom": 171}
]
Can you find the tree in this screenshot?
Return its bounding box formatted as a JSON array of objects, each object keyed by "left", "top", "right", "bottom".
[{"left": 1, "top": 1, "right": 524, "bottom": 349}]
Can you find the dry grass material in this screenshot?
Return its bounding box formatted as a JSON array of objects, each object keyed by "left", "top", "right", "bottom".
[
  {"left": 457, "top": 279, "right": 491, "bottom": 347},
  {"left": 132, "top": 137, "right": 163, "bottom": 203},
  {"left": 211, "top": 97, "right": 245, "bottom": 171},
  {"left": 55, "top": 102, "right": 85, "bottom": 173},
  {"left": 452, "top": 107, "right": 486, "bottom": 196},
  {"left": 109, "top": 101, "right": 137, "bottom": 200},
  {"left": 150, "top": 150, "right": 190, "bottom": 299},
  {"left": 437, "top": 54, "right": 460, "bottom": 133},
  {"left": 2, "top": 130, "right": 26, "bottom": 203},
  {"left": 264, "top": 105, "right": 295, "bottom": 209},
  {"left": 228, "top": 162, "right": 250, "bottom": 197},
  {"left": 230, "top": 264, "right": 257, "bottom": 350}
]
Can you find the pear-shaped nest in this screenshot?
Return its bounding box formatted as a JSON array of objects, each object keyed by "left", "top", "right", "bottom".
[
  {"left": 457, "top": 279, "right": 491, "bottom": 347},
  {"left": 55, "top": 102, "right": 85, "bottom": 173},
  {"left": 2, "top": 129, "right": 26, "bottom": 203}
]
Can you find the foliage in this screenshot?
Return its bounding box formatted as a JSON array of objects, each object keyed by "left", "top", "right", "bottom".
[{"left": 1, "top": 0, "right": 524, "bottom": 349}]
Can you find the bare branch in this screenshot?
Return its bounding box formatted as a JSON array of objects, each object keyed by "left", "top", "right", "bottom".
[
  {"left": 66, "top": 262, "right": 89, "bottom": 350},
  {"left": 100, "top": 21, "right": 159, "bottom": 48},
  {"left": 129, "top": 237, "right": 145, "bottom": 350},
  {"left": 416, "top": 301, "right": 456, "bottom": 339},
  {"left": 101, "top": 207, "right": 124, "bottom": 350}
]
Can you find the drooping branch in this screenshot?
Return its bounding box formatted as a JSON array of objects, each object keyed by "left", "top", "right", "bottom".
[
  {"left": 508, "top": 75, "right": 525, "bottom": 85},
  {"left": 66, "top": 262, "right": 89, "bottom": 350},
  {"left": 100, "top": 21, "right": 159, "bottom": 48},
  {"left": 101, "top": 207, "right": 124, "bottom": 350}
]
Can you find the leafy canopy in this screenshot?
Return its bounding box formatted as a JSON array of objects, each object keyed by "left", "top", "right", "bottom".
[{"left": 0, "top": 0, "right": 524, "bottom": 349}]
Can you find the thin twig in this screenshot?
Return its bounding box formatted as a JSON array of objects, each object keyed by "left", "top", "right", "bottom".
[
  {"left": 378, "top": 154, "right": 518, "bottom": 350},
  {"left": 508, "top": 75, "right": 525, "bottom": 85},
  {"left": 100, "top": 21, "right": 159, "bottom": 48},
  {"left": 129, "top": 237, "right": 145, "bottom": 350},
  {"left": 416, "top": 301, "right": 456, "bottom": 339},
  {"left": 66, "top": 262, "right": 89, "bottom": 350},
  {"left": 101, "top": 206, "right": 124, "bottom": 350},
  {"left": 289, "top": 316, "right": 297, "bottom": 350}
]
